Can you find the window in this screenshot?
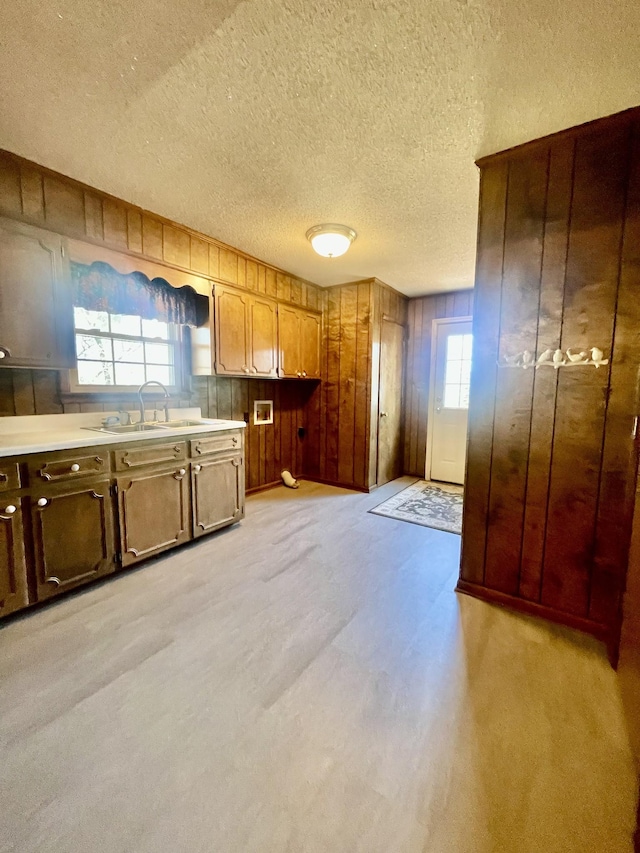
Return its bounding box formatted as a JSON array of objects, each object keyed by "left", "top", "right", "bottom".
[
  {"left": 443, "top": 333, "right": 472, "bottom": 409},
  {"left": 73, "top": 306, "right": 180, "bottom": 390}
]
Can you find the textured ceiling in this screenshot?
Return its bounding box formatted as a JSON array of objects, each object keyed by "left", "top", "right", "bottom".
[{"left": 0, "top": 0, "right": 639, "bottom": 296}]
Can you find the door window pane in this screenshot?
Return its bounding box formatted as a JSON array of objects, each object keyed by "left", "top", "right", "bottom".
[{"left": 443, "top": 333, "right": 473, "bottom": 410}]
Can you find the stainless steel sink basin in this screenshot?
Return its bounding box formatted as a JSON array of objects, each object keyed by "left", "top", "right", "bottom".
[
  {"left": 83, "top": 423, "right": 167, "bottom": 435},
  {"left": 157, "top": 419, "right": 209, "bottom": 429}
]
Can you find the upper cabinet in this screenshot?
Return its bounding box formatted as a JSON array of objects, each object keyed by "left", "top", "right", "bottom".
[
  {"left": 0, "top": 217, "right": 74, "bottom": 369},
  {"left": 214, "top": 284, "right": 278, "bottom": 378},
  {"left": 207, "top": 283, "right": 320, "bottom": 379},
  {"left": 278, "top": 305, "right": 321, "bottom": 379}
]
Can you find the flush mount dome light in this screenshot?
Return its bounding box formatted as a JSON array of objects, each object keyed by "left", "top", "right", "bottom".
[{"left": 306, "top": 224, "right": 356, "bottom": 258}]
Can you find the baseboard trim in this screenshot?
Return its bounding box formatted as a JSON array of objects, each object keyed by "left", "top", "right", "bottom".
[
  {"left": 246, "top": 479, "right": 287, "bottom": 495},
  {"left": 455, "top": 578, "right": 611, "bottom": 646},
  {"left": 301, "top": 477, "right": 373, "bottom": 494}
]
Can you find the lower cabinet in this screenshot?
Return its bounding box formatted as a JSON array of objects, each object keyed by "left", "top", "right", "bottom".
[
  {"left": 0, "top": 429, "right": 245, "bottom": 618},
  {"left": 117, "top": 464, "right": 191, "bottom": 567},
  {"left": 0, "top": 497, "right": 28, "bottom": 617},
  {"left": 31, "top": 479, "right": 115, "bottom": 600},
  {"left": 192, "top": 453, "right": 244, "bottom": 537}
]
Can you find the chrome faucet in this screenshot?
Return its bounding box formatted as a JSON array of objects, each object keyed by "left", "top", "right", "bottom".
[{"left": 137, "top": 380, "right": 170, "bottom": 424}]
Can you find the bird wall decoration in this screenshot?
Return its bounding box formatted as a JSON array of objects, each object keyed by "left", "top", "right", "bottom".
[{"left": 499, "top": 347, "right": 610, "bottom": 370}]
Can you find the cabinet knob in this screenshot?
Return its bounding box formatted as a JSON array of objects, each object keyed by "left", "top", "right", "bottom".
[
  {"left": 178, "top": 468, "right": 186, "bottom": 476},
  {"left": 0, "top": 346, "right": 9, "bottom": 359},
  {"left": 380, "top": 412, "right": 388, "bottom": 417},
  {"left": 232, "top": 437, "right": 238, "bottom": 444},
  {"left": 47, "top": 576, "right": 61, "bottom": 587},
  {"left": 297, "top": 371, "right": 302, "bottom": 377},
  {"left": 302, "top": 371, "right": 307, "bottom": 377},
  {"left": 193, "top": 464, "right": 202, "bottom": 472},
  {"left": 4, "top": 504, "right": 16, "bottom": 515},
  {"left": 251, "top": 367, "right": 258, "bottom": 374},
  {"left": 70, "top": 463, "right": 80, "bottom": 472},
  {"left": 37, "top": 497, "right": 48, "bottom": 507}
]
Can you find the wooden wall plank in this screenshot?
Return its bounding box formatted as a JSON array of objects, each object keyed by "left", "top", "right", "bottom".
[
  {"left": 0, "top": 155, "right": 22, "bottom": 217},
  {"left": 460, "top": 161, "right": 509, "bottom": 586},
  {"left": 11, "top": 371, "right": 35, "bottom": 415},
  {"left": 190, "top": 236, "right": 209, "bottom": 275},
  {"left": 367, "top": 282, "right": 381, "bottom": 489},
  {"left": 324, "top": 287, "right": 342, "bottom": 484},
  {"left": 142, "top": 215, "right": 163, "bottom": 259},
  {"left": 590, "top": 120, "right": 640, "bottom": 629},
  {"left": 43, "top": 176, "right": 85, "bottom": 233},
  {"left": 20, "top": 167, "right": 45, "bottom": 221},
  {"left": 245, "top": 260, "right": 258, "bottom": 292},
  {"left": 84, "top": 193, "right": 104, "bottom": 240},
  {"left": 219, "top": 248, "right": 238, "bottom": 284},
  {"left": 163, "top": 225, "right": 190, "bottom": 268},
  {"left": 126, "top": 210, "right": 143, "bottom": 254},
  {"left": 337, "top": 286, "right": 358, "bottom": 486},
  {"left": 519, "top": 140, "right": 573, "bottom": 600},
  {"left": 354, "top": 283, "right": 372, "bottom": 488},
  {"left": 484, "top": 150, "right": 548, "bottom": 595},
  {"left": 102, "top": 199, "right": 128, "bottom": 248}
]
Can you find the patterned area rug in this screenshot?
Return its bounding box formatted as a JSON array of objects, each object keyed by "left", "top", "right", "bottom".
[{"left": 369, "top": 480, "right": 464, "bottom": 534}]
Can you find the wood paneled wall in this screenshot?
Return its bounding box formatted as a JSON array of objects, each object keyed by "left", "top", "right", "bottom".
[
  {"left": 459, "top": 107, "right": 640, "bottom": 655},
  {"left": 0, "top": 150, "right": 322, "bottom": 310},
  {"left": 403, "top": 289, "right": 474, "bottom": 477},
  {"left": 0, "top": 150, "right": 324, "bottom": 493},
  {"left": 192, "top": 376, "right": 314, "bottom": 493},
  {"left": 304, "top": 279, "right": 407, "bottom": 491}
]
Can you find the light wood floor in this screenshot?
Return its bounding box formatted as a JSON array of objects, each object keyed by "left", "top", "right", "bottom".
[{"left": 0, "top": 478, "right": 637, "bottom": 852}]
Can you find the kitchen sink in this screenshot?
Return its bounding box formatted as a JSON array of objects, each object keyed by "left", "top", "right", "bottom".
[
  {"left": 156, "top": 419, "right": 210, "bottom": 428},
  {"left": 83, "top": 423, "right": 167, "bottom": 435}
]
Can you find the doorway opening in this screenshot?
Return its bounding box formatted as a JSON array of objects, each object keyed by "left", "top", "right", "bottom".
[{"left": 426, "top": 317, "right": 472, "bottom": 485}]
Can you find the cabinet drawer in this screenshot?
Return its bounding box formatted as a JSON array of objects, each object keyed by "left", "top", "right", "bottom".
[
  {"left": 0, "top": 462, "right": 20, "bottom": 492},
  {"left": 30, "top": 452, "right": 109, "bottom": 483},
  {"left": 114, "top": 441, "right": 187, "bottom": 471},
  {"left": 190, "top": 431, "right": 242, "bottom": 457}
]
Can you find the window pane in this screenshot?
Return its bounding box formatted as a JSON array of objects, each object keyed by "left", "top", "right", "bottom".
[
  {"left": 460, "top": 360, "right": 472, "bottom": 385},
  {"left": 447, "top": 334, "right": 464, "bottom": 361},
  {"left": 111, "top": 314, "right": 141, "bottom": 336},
  {"left": 444, "top": 385, "right": 461, "bottom": 408},
  {"left": 77, "top": 360, "right": 114, "bottom": 385},
  {"left": 142, "top": 318, "right": 170, "bottom": 340},
  {"left": 445, "top": 359, "right": 462, "bottom": 386},
  {"left": 113, "top": 339, "right": 144, "bottom": 363},
  {"left": 75, "top": 334, "right": 113, "bottom": 361},
  {"left": 462, "top": 334, "right": 473, "bottom": 360},
  {"left": 74, "top": 307, "right": 109, "bottom": 332},
  {"left": 114, "top": 362, "right": 146, "bottom": 385},
  {"left": 460, "top": 385, "right": 470, "bottom": 408},
  {"left": 145, "top": 364, "right": 173, "bottom": 385},
  {"left": 145, "top": 342, "right": 172, "bottom": 365}
]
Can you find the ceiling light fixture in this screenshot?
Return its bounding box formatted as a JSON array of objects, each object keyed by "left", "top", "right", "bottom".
[{"left": 306, "top": 224, "right": 357, "bottom": 258}]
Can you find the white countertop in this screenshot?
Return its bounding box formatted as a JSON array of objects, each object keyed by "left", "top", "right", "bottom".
[{"left": 0, "top": 409, "right": 246, "bottom": 458}]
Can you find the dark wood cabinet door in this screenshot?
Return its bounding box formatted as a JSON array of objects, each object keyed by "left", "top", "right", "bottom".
[
  {"left": 192, "top": 454, "right": 244, "bottom": 537},
  {"left": 300, "top": 311, "right": 321, "bottom": 378},
  {"left": 278, "top": 304, "right": 301, "bottom": 377},
  {"left": 0, "top": 499, "right": 28, "bottom": 617},
  {"left": 32, "top": 480, "right": 115, "bottom": 601},
  {"left": 117, "top": 466, "right": 190, "bottom": 566},
  {"left": 249, "top": 295, "right": 278, "bottom": 377},
  {"left": 0, "top": 217, "right": 74, "bottom": 369},
  {"left": 214, "top": 285, "right": 249, "bottom": 375}
]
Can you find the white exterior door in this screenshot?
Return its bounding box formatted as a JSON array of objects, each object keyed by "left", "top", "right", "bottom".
[{"left": 428, "top": 319, "right": 472, "bottom": 485}]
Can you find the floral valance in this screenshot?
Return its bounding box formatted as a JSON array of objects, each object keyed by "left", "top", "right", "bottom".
[{"left": 70, "top": 261, "right": 199, "bottom": 327}]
